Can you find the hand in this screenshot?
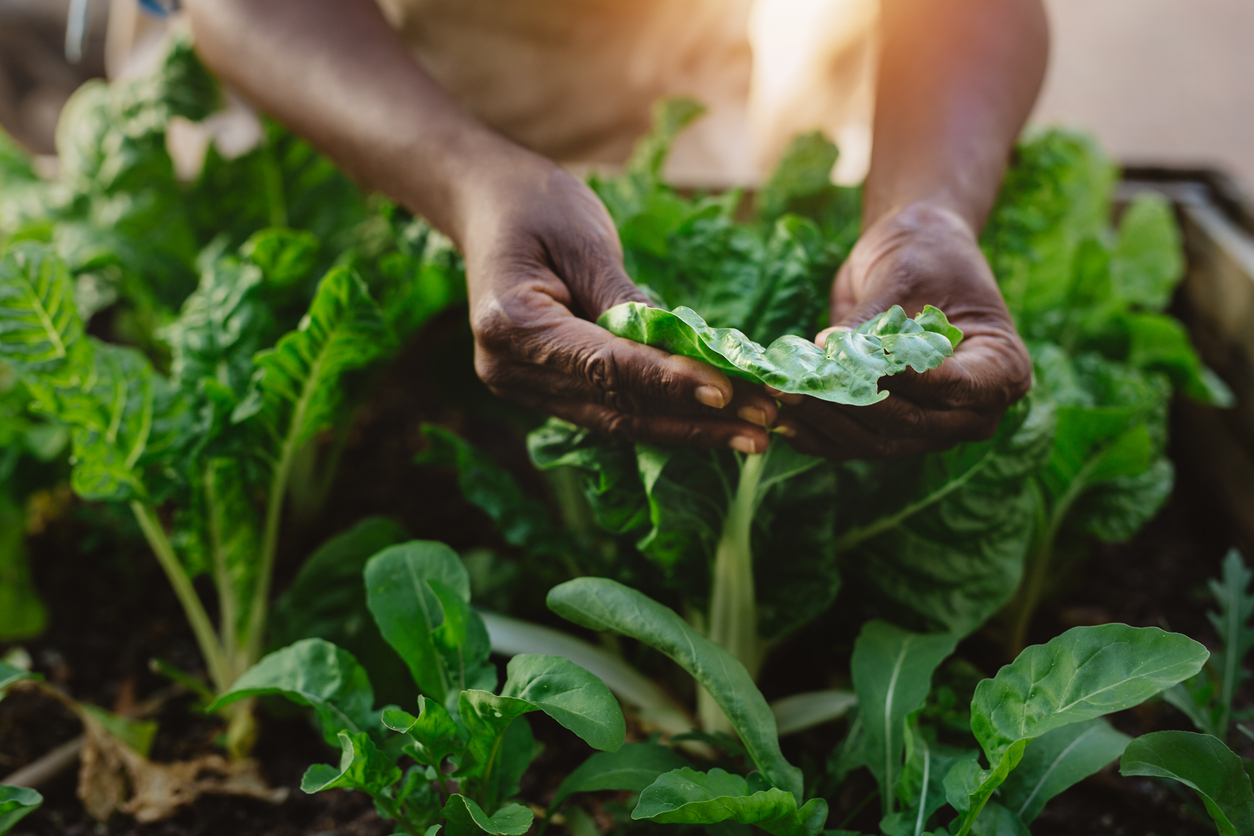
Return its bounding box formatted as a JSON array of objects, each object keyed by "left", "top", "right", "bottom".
[
  {"left": 773, "top": 202, "right": 1031, "bottom": 459},
  {"left": 460, "top": 154, "right": 776, "bottom": 452}
]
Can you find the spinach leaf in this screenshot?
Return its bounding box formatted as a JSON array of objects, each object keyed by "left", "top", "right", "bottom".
[{"left": 1120, "top": 731, "right": 1254, "bottom": 836}]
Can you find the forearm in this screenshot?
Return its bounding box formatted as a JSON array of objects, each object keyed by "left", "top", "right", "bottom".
[
  {"left": 182, "top": 0, "right": 538, "bottom": 248},
  {"left": 865, "top": 0, "right": 1048, "bottom": 230}
]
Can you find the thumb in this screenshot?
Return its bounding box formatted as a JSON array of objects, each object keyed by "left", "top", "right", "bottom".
[{"left": 559, "top": 243, "right": 653, "bottom": 321}]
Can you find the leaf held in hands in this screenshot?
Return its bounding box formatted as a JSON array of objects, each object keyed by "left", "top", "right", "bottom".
[{"left": 1120, "top": 731, "right": 1254, "bottom": 836}]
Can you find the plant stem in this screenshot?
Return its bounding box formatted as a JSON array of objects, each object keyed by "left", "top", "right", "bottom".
[
  {"left": 130, "top": 501, "right": 231, "bottom": 692},
  {"left": 243, "top": 444, "right": 293, "bottom": 667},
  {"left": 699, "top": 451, "right": 766, "bottom": 733}
]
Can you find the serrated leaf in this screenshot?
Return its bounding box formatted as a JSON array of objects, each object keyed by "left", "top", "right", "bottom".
[
  {"left": 547, "top": 578, "right": 802, "bottom": 798},
  {"left": 850, "top": 621, "right": 958, "bottom": 817},
  {"left": 631, "top": 767, "right": 826, "bottom": 836},
  {"left": 300, "top": 731, "right": 400, "bottom": 795},
  {"left": 600, "top": 302, "right": 959, "bottom": 405},
  {"left": 0, "top": 785, "right": 42, "bottom": 834},
  {"left": 441, "top": 795, "right": 533, "bottom": 836},
  {"left": 1207, "top": 550, "right": 1254, "bottom": 738},
  {"left": 1120, "top": 731, "right": 1254, "bottom": 836},
  {"left": 209, "top": 638, "right": 380, "bottom": 744},
  {"left": 364, "top": 541, "right": 494, "bottom": 705},
  {"left": 548, "top": 742, "right": 688, "bottom": 812}
]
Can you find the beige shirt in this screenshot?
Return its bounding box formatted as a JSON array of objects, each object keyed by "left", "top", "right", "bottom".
[{"left": 373, "top": 0, "right": 880, "bottom": 186}]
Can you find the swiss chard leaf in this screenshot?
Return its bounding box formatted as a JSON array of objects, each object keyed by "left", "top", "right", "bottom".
[
  {"left": 631, "top": 767, "right": 827, "bottom": 836},
  {"left": 600, "top": 302, "right": 960, "bottom": 405},
  {"left": 1120, "top": 731, "right": 1254, "bottom": 836},
  {"left": 547, "top": 577, "right": 803, "bottom": 798}
]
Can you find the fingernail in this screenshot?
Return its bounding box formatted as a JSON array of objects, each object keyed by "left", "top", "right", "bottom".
[
  {"left": 738, "top": 406, "right": 767, "bottom": 427},
  {"left": 730, "top": 435, "right": 762, "bottom": 455},
  {"left": 770, "top": 424, "right": 796, "bottom": 438},
  {"left": 695, "top": 385, "right": 727, "bottom": 409}
]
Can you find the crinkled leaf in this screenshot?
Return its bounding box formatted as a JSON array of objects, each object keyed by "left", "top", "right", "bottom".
[
  {"left": 209, "top": 638, "right": 380, "bottom": 744},
  {"left": 1120, "top": 732, "right": 1254, "bottom": 836},
  {"left": 0, "top": 243, "right": 87, "bottom": 384},
  {"left": 850, "top": 621, "right": 958, "bottom": 817},
  {"left": 442, "top": 795, "right": 533, "bottom": 836},
  {"left": 547, "top": 578, "right": 802, "bottom": 798},
  {"left": 241, "top": 228, "right": 319, "bottom": 287},
  {"left": 0, "top": 785, "right": 42, "bottom": 834},
  {"left": 384, "top": 695, "right": 466, "bottom": 769},
  {"left": 954, "top": 624, "right": 1208, "bottom": 835},
  {"left": 600, "top": 302, "right": 959, "bottom": 405},
  {"left": 1109, "top": 192, "right": 1184, "bottom": 312},
  {"left": 528, "top": 420, "right": 648, "bottom": 536},
  {"left": 998, "top": 719, "right": 1130, "bottom": 822},
  {"left": 548, "top": 742, "right": 688, "bottom": 812},
  {"left": 498, "top": 653, "right": 625, "bottom": 752},
  {"left": 365, "top": 541, "right": 494, "bottom": 706},
  {"left": 300, "top": 731, "right": 400, "bottom": 795},
  {"left": 631, "top": 767, "right": 826, "bottom": 836}
]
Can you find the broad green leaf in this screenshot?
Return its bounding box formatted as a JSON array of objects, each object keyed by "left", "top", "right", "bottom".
[
  {"left": 1120, "top": 732, "right": 1254, "bottom": 836},
  {"left": 850, "top": 621, "right": 958, "bottom": 817},
  {"left": 442, "top": 795, "right": 533, "bottom": 836},
  {"left": 1109, "top": 192, "right": 1183, "bottom": 311},
  {"left": 300, "top": 731, "right": 401, "bottom": 795},
  {"left": 528, "top": 419, "right": 649, "bottom": 536},
  {"left": 631, "top": 767, "right": 827, "bottom": 836},
  {"left": 0, "top": 785, "right": 42, "bottom": 834},
  {"left": 0, "top": 660, "right": 39, "bottom": 691},
  {"left": 269, "top": 517, "right": 412, "bottom": 705},
  {"left": 997, "top": 719, "right": 1131, "bottom": 822},
  {"left": 547, "top": 578, "right": 803, "bottom": 798},
  {"left": 548, "top": 742, "right": 688, "bottom": 812},
  {"left": 384, "top": 695, "right": 466, "bottom": 769},
  {"left": 954, "top": 624, "right": 1207, "bottom": 834},
  {"left": 498, "top": 654, "right": 625, "bottom": 752},
  {"left": 600, "top": 302, "right": 959, "bottom": 405},
  {"left": 365, "top": 541, "right": 494, "bottom": 705},
  {"left": 1123, "top": 312, "right": 1233, "bottom": 406},
  {"left": 209, "top": 638, "right": 380, "bottom": 744},
  {"left": 0, "top": 243, "right": 87, "bottom": 383},
  {"left": 241, "top": 228, "right": 319, "bottom": 287},
  {"left": 232, "top": 267, "right": 394, "bottom": 466}
]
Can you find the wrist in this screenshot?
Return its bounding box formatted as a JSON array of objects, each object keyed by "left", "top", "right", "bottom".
[{"left": 867, "top": 200, "right": 980, "bottom": 243}]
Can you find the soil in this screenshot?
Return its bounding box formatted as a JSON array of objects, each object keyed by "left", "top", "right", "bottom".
[{"left": 2, "top": 311, "right": 1248, "bottom": 836}]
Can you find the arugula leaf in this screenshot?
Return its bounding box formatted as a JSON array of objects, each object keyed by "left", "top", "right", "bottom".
[
  {"left": 0, "top": 785, "right": 42, "bottom": 835},
  {"left": 441, "top": 795, "right": 533, "bottom": 836},
  {"left": 632, "top": 768, "right": 827, "bottom": 835},
  {"left": 850, "top": 621, "right": 959, "bottom": 817},
  {"left": 300, "top": 731, "right": 401, "bottom": 795},
  {"left": 547, "top": 577, "right": 804, "bottom": 798},
  {"left": 384, "top": 695, "right": 467, "bottom": 770},
  {"left": 997, "top": 719, "right": 1131, "bottom": 822},
  {"left": 600, "top": 302, "right": 960, "bottom": 405},
  {"left": 547, "top": 742, "right": 688, "bottom": 813},
  {"left": 1120, "top": 731, "right": 1254, "bottom": 836}
]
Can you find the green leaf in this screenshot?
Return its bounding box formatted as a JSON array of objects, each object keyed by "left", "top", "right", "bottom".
[
  {"left": 1206, "top": 549, "right": 1254, "bottom": 738},
  {"left": 966, "top": 802, "right": 1028, "bottom": 836},
  {"left": 0, "top": 243, "right": 87, "bottom": 383},
  {"left": 548, "top": 742, "right": 688, "bottom": 812},
  {"left": 499, "top": 654, "right": 625, "bottom": 752},
  {"left": 631, "top": 767, "right": 827, "bottom": 836},
  {"left": 997, "top": 719, "right": 1131, "bottom": 822},
  {"left": 547, "top": 578, "right": 803, "bottom": 798},
  {"left": 79, "top": 704, "right": 159, "bottom": 758},
  {"left": 955, "top": 624, "right": 1208, "bottom": 834},
  {"left": 385, "top": 695, "right": 466, "bottom": 769},
  {"left": 300, "top": 731, "right": 401, "bottom": 795},
  {"left": 600, "top": 302, "right": 959, "bottom": 406},
  {"left": 850, "top": 621, "right": 959, "bottom": 817},
  {"left": 1120, "top": 732, "right": 1254, "bottom": 836},
  {"left": 0, "top": 661, "right": 39, "bottom": 691},
  {"left": 0, "top": 785, "right": 42, "bottom": 834},
  {"left": 456, "top": 691, "right": 540, "bottom": 803},
  {"left": 1123, "top": 312, "right": 1233, "bottom": 406},
  {"left": 209, "top": 638, "right": 380, "bottom": 744},
  {"left": 241, "top": 228, "right": 319, "bottom": 287},
  {"left": 442, "top": 795, "right": 533, "bottom": 836},
  {"left": 755, "top": 132, "right": 839, "bottom": 224},
  {"left": 1109, "top": 192, "right": 1183, "bottom": 311},
  {"left": 0, "top": 492, "right": 47, "bottom": 641},
  {"left": 365, "top": 541, "right": 494, "bottom": 706}
]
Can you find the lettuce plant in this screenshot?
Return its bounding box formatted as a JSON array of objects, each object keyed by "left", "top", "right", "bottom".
[{"left": 211, "top": 541, "right": 627, "bottom": 836}]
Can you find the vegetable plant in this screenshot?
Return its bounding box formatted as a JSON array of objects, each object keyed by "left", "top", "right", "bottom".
[{"left": 211, "top": 541, "right": 628, "bottom": 835}]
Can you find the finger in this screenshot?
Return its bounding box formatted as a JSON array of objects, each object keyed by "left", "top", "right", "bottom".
[
  {"left": 728, "top": 379, "right": 779, "bottom": 428},
  {"left": 877, "top": 329, "right": 1032, "bottom": 412},
  {"left": 532, "top": 398, "right": 772, "bottom": 454}
]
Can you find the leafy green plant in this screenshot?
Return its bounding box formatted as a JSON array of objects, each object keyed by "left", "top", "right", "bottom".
[
  {"left": 1120, "top": 731, "right": 1254, "bottom": 836},
  {"left": 0, "top": 785, "right": 43, "bottom": 835},
  {"left": 211, "top": 541, "right": 627, "bottom": 835}
]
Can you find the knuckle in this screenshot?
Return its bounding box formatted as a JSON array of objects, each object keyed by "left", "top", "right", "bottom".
[
  {"left": 470, "top": 306, "right": 513, "bottom": 355},
  {"left": 599, "top": 411, "right": 641, "bottom": 442},
  {"left": 473, "top": 352, "right": 509, "bottom": 391},
  {"left": 579, "top": 346, "right": 619, "bottom": 392}
]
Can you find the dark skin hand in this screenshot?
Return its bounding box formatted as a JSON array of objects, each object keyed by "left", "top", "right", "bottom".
[
  {"left": 184, "top": 0, "right": 775, "bottom": 455},
  {"left": 184, "top": 0, "right": 1043, "bottom": 460},
  {"left": 773, "top": 0, "right": 1046, "bottom": 458}
]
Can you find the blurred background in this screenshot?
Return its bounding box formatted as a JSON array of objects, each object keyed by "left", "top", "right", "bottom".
[{"left": 1, "top": 0, "right": 1251, "bottom": 190}]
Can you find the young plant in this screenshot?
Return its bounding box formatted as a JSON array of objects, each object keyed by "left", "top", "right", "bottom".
[
  {"left": 211, "top": 541, "right": 627, "bottom": 835},
  {"left": 1120, "top": 731, "right": 1254, "bottom": 835}
]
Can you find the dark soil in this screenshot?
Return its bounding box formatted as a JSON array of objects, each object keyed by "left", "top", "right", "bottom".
[{"left": 2, "top": 311, "right": 1248, "bottom": 835}]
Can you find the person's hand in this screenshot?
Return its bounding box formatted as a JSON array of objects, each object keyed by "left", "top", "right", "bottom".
[
  {"left": 460, "top": 154, "right": 776, "bottom": 452},
  {"left": 772, "top": 202, "right": 1031, "bottom": 459}
]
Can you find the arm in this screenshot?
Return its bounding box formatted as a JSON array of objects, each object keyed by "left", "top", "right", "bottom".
[
  {"left": 776, "top": 0, "right": 1046, "bottom": 458},
  {"left": 184, "top": 0, "right": 775, "bottom": 453}
]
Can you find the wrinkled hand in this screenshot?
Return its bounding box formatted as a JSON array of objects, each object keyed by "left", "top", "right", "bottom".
[
  {"left": 774, "top": 202, "right": 1031, "bottom": 459},
  {"left": 461, "top": 158, "right": 775, "bottom": 452}
]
